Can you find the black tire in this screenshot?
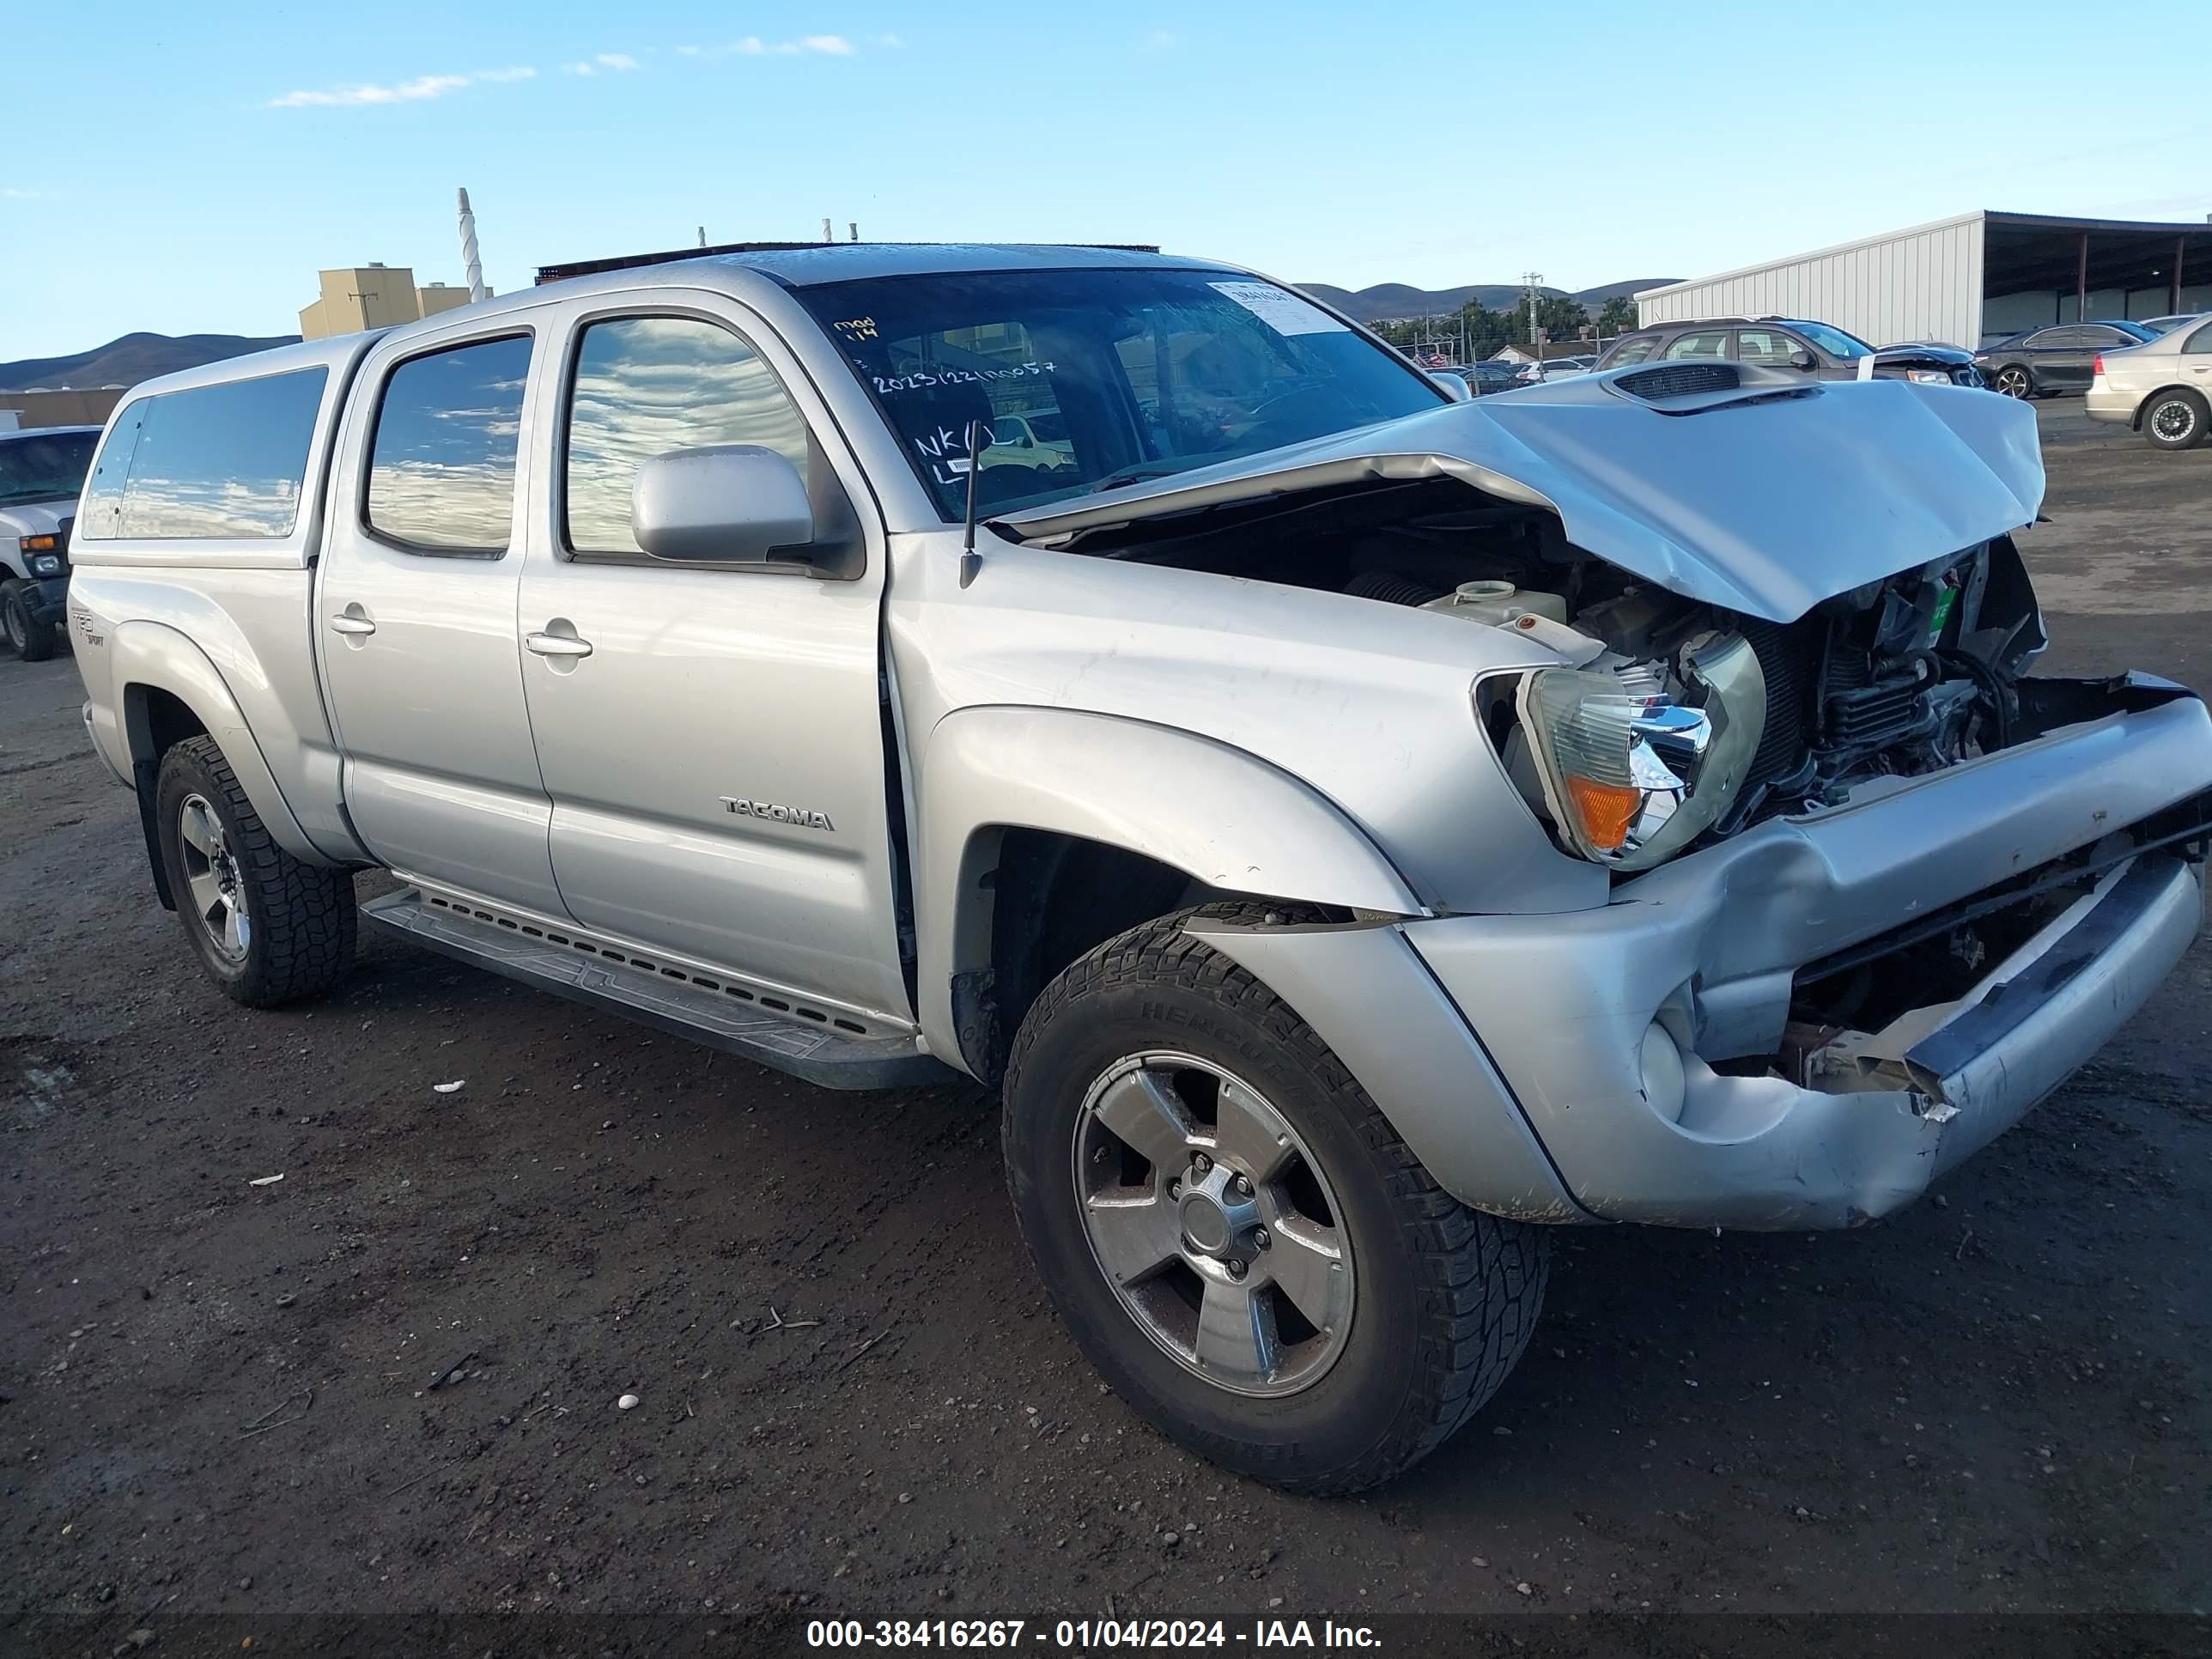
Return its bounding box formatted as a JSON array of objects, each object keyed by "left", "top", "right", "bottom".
[
  {"left": 2, "top": 582, "right": 59, "bottom": 662},
  {"left": 2142, "top": 388, "right": 2209, "bottom": 452},
  {"left": 1003, "top": 904, "right": 1550, "bottom": 1495},
  {"left": 155, "top": 734, "right": 356, "bottom": 1006},
  {"left": 1990, "top": 363, "right": 2034, "bottom": 399}
]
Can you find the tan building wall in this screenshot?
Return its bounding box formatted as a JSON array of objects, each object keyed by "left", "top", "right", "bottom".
[
  {"left": 0, "top": 387, "right": 126, "bottom": 428},
  {"left": 299, "top": 265, "right": 487, "bottom": 339},
  {"left": 416, "top": 283, "right": 471, "bottom": 319}
]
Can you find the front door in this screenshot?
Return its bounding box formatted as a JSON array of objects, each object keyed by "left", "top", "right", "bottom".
[
  {"left": 513, "top": 299, "right": 910, "bottom": 1021},
  {"left": 317, "top": 325, "right": 565, "bottom": 915}
]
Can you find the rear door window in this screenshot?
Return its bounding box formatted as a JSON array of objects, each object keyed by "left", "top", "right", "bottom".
[
  {"left": 1604, "top": 334, "right": 1660, "bottom": 366},
  {"left": 366, "top": 335, "right": 532, "bottom": 555},
  {"left": 2185, "top": 320, "right": 2212, "bottom": 355}
]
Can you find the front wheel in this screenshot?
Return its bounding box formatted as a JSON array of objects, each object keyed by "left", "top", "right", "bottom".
[
  {"left": 1991, "top": 364, "right": 2033, "bottom": 398},
  {"left": 2143, "top": 389, "right": 2209, "bottom": 451},
  {"left": 1003, "top": 907, "right": 1549, "bottom": 1494},
  {"left": 2, "top": 582, "right": 59, "bottom": 661},
  {"left": 155, "top": 734, "right": 357, "bottom": 1006}
]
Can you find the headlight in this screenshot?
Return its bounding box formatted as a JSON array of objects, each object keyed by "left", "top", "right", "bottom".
[
  {"left": 30, "top": 553, "right": 64, "bottom": 576},
  {"left": 1905, "top": 368, "right": 1951, "bottom": 386},
  {"left": 1516, "top": 632, "right": 1767, "bottom": 869}
]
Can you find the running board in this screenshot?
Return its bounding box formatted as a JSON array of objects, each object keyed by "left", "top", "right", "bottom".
[{"left": 360, "top": 888, "right": 951, "bottom": 1091}]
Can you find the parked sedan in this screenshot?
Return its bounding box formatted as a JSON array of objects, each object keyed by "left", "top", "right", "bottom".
[
  {"left": 1974, "top": 320, "right": 2158, "bottom": 398},
  {"left": 2086, "top": 314, "right": 2212, "bottom": 449},
  {"left": 1597, "top": 319, "right": 1983, "bottom": 387},
  {"left": 1513, "top": 356, "right": 1595, "bottom": 385}
]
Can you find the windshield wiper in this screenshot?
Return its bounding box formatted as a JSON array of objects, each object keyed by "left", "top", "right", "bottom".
[{"left": 1086, "top": 465, "right": 1182, "bottom": 495}]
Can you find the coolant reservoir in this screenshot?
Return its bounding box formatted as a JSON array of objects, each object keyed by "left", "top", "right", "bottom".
[{"left": 1422, "top": 580, "right": 1570, "bottom": 626}]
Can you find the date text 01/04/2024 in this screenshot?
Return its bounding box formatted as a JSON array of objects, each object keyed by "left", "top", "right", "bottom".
[{"left": 803, "top": 1619, "right": 1383, "bottom": 1649}]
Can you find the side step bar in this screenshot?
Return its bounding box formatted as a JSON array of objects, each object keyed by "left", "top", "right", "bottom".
[{"left": 361, "top": 888, "right": 953, "bottom": 1091}]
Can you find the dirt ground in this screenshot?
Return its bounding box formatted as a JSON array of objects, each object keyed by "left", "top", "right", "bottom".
[{"left": 4, "top": 404, "right": 2209, "bottom": 1656}]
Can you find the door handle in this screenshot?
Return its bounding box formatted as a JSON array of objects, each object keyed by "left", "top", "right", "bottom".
[
  {"left": 330, "top": 611, "right": 376, "bottom": 636},
  {"left": 525, "top": 630, "right": 594, "bottom": 659}
]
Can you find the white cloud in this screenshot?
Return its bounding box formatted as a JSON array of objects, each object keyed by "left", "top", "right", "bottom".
[
  {"left": 1143, "top": 28, "right": 1178, "bottom": 49},
  {"left": 688, "top": 33, "right": 860, "bottom": 58},
  {"left": 564, "top": 61, "right": 594, "bottom": 75},
  {"left": 271, "top": 72, "right": 470, "bottom": 107},
  {"left": 270, "top": 66, "right": 533, "bottom": 107},
  {"left": 595, "top": 52, "right": 641, "bottom": 71},
  {"left": 3, "top": 185, "right": 46, "bottom": 200}
]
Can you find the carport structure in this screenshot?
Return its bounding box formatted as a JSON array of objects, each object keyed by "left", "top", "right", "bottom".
[{"left": 1638, "top": 210, "right": 2212, "bottom": 349}]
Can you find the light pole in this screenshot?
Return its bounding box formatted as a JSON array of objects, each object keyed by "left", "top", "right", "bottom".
[{"left": 1523, "top": 270, "right": 1543, "bottom": 368}]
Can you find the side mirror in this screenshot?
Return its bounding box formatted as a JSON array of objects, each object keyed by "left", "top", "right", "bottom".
[
  {"left": 1790, "top": 349, "right": 1819, "bottom": 372},
  {"left": 1430, "top": 372, "right": 1472, "bottom": 403},
  {"left": 631, "top": 445, "right": 814, "bottom": 564}
]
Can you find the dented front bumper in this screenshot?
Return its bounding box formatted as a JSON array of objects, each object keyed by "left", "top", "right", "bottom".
[{"left": 1197, "top": 684, "right": 2212, "bottom": 1231}]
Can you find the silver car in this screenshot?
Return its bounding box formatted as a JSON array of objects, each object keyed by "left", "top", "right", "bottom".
[{"left": 2086, "top": 314, "right": 2212, "bottom": 448}]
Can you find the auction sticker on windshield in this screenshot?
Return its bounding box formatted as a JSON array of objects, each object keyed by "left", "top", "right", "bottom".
[{"left": 1207, "top": 281, "right": 1346, "bottom": 336}]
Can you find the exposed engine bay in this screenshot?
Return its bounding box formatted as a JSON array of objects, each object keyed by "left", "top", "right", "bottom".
[{"left": 1078, "top": 476, "right": 2050, "bottom": 870}]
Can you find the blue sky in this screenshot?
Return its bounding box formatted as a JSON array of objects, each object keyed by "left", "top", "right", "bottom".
[{"left": 4, "top": 0, "right": 2208, "bottom": 362}]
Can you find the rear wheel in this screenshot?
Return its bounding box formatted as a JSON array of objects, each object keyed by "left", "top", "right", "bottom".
[
  {"left": 2143, "top": 389, "right": 2208, "bottom": 451},
  {"left": 1003, "top": 906, "right": 1549, "bottom": 1494},
  {"left": 2, "top": 582, "right": 59, "bottom": 661},
  {"left": 155, "top": 734, "right": 356, "bottom": 1006},
  {"left": 1991, "top": 364, "right": 2033, "bottom": 398}
]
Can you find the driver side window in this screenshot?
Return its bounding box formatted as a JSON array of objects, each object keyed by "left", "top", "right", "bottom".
[{"left": 562, "top": 314, "right": 810, "bottom": 558}]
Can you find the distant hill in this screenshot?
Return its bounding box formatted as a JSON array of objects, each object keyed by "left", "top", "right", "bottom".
[
  {"left": 0, "top": 331, "right": 299, "bottom": 392},
  {"left": 1296, "top": 278, "right": 1684, "bottom": 324}
]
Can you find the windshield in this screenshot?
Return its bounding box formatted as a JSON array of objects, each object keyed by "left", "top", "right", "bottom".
[
  {"left": 798, "top": 268, "right": 1445, "bottom": 518},
  {"left": 1790, "top": 321, "right": 1871, "bottom": 360},
  {"left": 0, "top": 429, "right": 99, "bottom": 511}
]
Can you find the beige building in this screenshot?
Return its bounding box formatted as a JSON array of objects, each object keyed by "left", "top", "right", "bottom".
[
  {"left": 0, "top": 386, "right": 126, "bottom": 428},
  {"left": 299, "top": 265, "right": 483, "bottom": 340}
]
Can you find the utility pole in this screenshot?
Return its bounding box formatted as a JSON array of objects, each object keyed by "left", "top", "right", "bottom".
[
  {"left": 848, "top": 222, "right": 859, "bottom": 243},
  {"left": 822, "top": 217, "right": 834, "bottom": 244},
  {"left": 1523, "top": 270, "right": 1543, "bottom": 367}
]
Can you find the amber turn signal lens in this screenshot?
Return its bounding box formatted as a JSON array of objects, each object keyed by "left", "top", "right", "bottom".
[
  {"left": 19, "top": 533, "right": 58, "bottom": 552},
  {"left": 1564, "top": 775, "right": 1640, "bottom": 853}
]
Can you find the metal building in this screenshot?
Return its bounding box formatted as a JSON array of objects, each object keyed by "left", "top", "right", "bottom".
[{"left": 1637, "top": 210, "right": 2212, "bottom": 349}]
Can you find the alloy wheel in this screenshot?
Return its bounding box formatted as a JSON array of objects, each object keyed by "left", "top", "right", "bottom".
[
  {"left": 1071, "top": 1052, "right": 1354, "bottom": 1397},
  {"left": 3, "top": 595, "right": 25, "bottom": 653},
  {"left": 178, "top": 793, "right": 252, "bottom": 961},
  {"left": 1995, "top": 367, "right": 2032, "bottom": 398},
  {"left": 2149, "top": 399, "right": 2197, "bottom": 445}
]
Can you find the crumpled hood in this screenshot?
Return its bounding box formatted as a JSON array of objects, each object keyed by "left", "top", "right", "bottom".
[{"left": 994, "top": 370, "right": 2045, "bottom": 624}]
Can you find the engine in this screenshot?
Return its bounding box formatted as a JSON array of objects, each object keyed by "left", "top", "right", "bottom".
[{"left": 1346, "top": 537, "right": 2041, "bottom": 869}]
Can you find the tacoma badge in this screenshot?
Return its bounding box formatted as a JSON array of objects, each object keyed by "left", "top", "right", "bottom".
[{"left": 720, "top": 797, "right": 835, "bottom": 831}]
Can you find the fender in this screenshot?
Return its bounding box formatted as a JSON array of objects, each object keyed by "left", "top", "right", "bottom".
[
  {"left": 912, "top": 705, "right": 1423, "bottom": 1066},
  {"left": 110, "top": 619, "right": 339, "bottom": 871}
]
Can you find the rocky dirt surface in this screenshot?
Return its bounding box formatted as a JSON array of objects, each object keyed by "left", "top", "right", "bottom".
[{"left": 3, "top": 406, "right": 2209, "bottom": 1656}]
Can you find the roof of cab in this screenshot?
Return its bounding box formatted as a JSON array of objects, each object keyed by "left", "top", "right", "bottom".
[{"left": 535, "top": 240, "right": 1224, "bottom": 288}]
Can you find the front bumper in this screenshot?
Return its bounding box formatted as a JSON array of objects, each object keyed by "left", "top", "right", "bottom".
[
  {"left": 2084, "top": 384, "right": 2136, "bottom": 425},
  {"left": 1196, "top": 687, "right": 2212, "bottom": 1231},
  {"left": 21, "top": 574, "right": 69, "bottom": 623}
]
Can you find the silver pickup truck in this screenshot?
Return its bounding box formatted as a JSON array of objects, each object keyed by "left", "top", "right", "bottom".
[{"left": 65, "top": 244, "right": 2212, "bottom": 1493}]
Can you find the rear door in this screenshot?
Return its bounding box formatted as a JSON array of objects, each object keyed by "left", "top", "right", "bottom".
[
  {"left": 317, "top": 319, "right": 563, "bottom": 913},
  {"left": 2071, "top": 325, "right": 2141, "bottom": 389},
  {"left": 2024, "top": 326, "right": 2090, "bottom": 388},
  {"left": 511, "top": 291, "right": 911, "bottom": 1022}
]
